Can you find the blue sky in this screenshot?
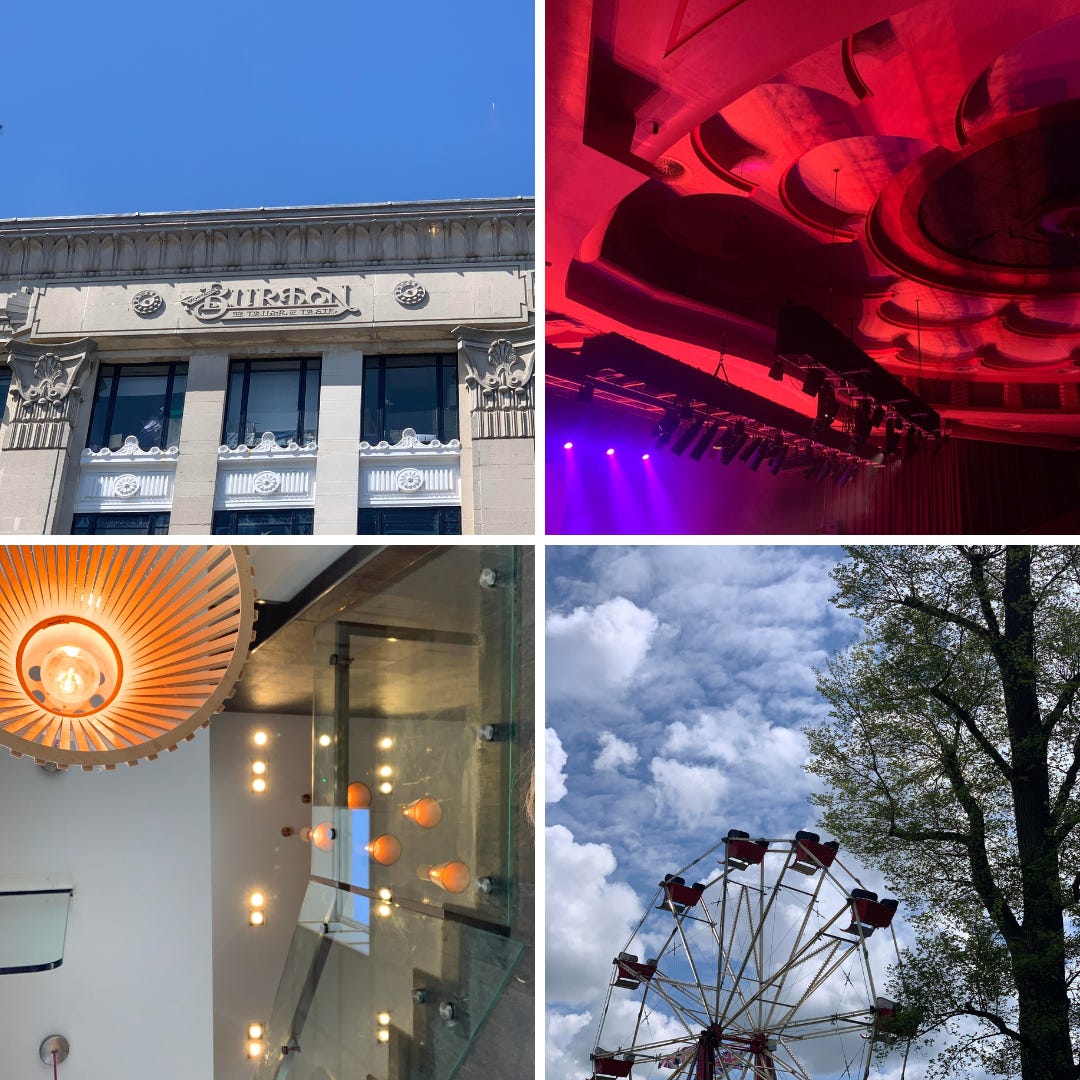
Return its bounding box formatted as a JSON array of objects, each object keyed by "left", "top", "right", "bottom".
[
  {"left": 545, "top": 546, "right": 936, "bottom": 1080},
  {"left": 3, "top": 1, "right": 534, "bottom": 218}
]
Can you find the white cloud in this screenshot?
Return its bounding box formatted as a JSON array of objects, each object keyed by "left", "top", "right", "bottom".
[
  {"left": 547, "top": 597, "right": 659, "bottom": 703},
  {"left": 595, "top": 730, "right": 639, "bottom": 773},
  {"left": 648, "top": 757, "right": 731, "bottom": 829},
  {"left": 545, "top": 824, "right": 644, "bottom": 1009},
  {"left": 546, "top": 727, "right": 568, "bottom": 803}
]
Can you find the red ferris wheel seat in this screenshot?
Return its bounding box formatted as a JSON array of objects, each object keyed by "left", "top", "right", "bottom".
[
  {"left": 792, "top": 831, "right": 840, "bottom": 874},
  {"left": 844, "top": 889, "right": 899, "bottom": 935},
  {"left": 658, "top": 874, "right": 705, "bottom": 912},
  {"left": 613, "top": 951, "right": 659, "bottom": 988},
  {"left": 724, "top": 829, "right": 769, "bottom": 870},
  {"left": 592, "top": 1052, "right": 634, "bottom": 1077}
]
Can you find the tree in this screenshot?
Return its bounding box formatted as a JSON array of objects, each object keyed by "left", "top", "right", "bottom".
[{"left": 806, "top": 546, "right": 1080, "bottom": 1080}]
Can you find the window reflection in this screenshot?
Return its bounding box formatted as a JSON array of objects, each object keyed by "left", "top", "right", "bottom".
[
  {"left": 222, "top": 358, "right": 320, "bottom": 449},
  {"left": 86, "top": 363, "right": 187, "bottom": 452},
  {"left": 361, "top": 355, "right": 458, "bottom": 445}
]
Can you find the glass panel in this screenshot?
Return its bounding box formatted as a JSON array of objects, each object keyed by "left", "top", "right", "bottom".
[
  {"left": 165, "top": 371, "right": 187, "bottom": 448},
  {"left": 361, "top": 362, "right": 381, "bottom": 442},
  {"left": 0, "top": 874, "right": 72, "bottom": 974},
  {"left": 223, "top": 365, "right": 246, "bottom": 449},
  {"left": 86, "top": 370, "right": 115, "bottom": 451},
  {"left": 213, "top": 510, "right": 314, "bottom": 535},
  {"left": 258, "top": 547, "right": 528, "bottom": 1080},
  {"left": 245, "top": 363, "right": 301, "bottom": 446},
  {"left": 70, "top": 512, "right": 171, "bottom": 535},
  {"left": 303, "top": 362, "right": 321, "bottom": 446},
  {"left": 252, "top": 899, "right": 523, "bottom": 1080},
  {"left": 110, "top": 371, "right": 169, "bottom": 450},
  {"left": 383, "top": 360, "right": 438, "bottom": 443},
  {"left": 441, "top": 357, "right": 459, "bottom": 441}
]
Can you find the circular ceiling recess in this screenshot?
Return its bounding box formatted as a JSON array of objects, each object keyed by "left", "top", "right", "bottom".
[
  {"left": 867, "top": 103, "right": 1080, "bottom": 296},
  {"left": 0, "top": 546, "right": 254, "bottom": 770}
]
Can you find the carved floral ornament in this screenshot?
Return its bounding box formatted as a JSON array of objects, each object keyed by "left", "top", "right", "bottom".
[
  {"left": 5, "top": 341, "right": 96, "bottom": 412},
  {"left": 396, "top": 468, "right": 425, "bottom": 492},
  {"left": 393, "top": 279, "right": 428, "bottom": 307},
  {"left": 464, "top": 338, "right": 534, "bottom": 393},
  {"left": 112, "top": 474, "right": 141, "bottom": 499},
  {"left": 131, "top": 290, "right": 164, "bottom": 317},
  {"left": 252, "top": 471, "right": 282, "bottom": 495}
]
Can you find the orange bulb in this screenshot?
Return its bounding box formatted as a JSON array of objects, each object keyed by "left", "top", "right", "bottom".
[
  {"left": 367, "top": 834, "right": 401, "bottom": 865},
  {"left": 311, "top": 822, "right": 336, "bottom": 851},
  {"left": 403, "top": 796, "right": 443, "bottom": 828},
  {"left": 427, "top": 860, "right": 471, "bottom": 894},
  {"left": 347, "top": 782, "right": 372, "bottom": 810}
]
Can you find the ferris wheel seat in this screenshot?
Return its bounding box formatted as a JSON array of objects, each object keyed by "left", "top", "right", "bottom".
[
  {"left": 613, "top": 952, "right": 658, "bottom": 988},
  {"left": 844, "top": 891, "right": 898, "bottom": 934},
  {"left": 723, "top": 830, "right": 769, "bottom": 870},
  {"left": 792, "top": 833, "right": 840, "bottom": 874},
  {"left": 592, "top": 1053, "right": 634, "bottom": 1077},
  {"left": 659, "top": 874, "right": 705, "bottom": 912}
]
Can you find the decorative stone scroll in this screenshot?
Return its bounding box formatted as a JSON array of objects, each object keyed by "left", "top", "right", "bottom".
[
  {"left": 358, "top": 427, "right": 461, "bottom": 508},
  {"left": 454, "top": 325, "right": 534, "bottom": 439},
  {"left": 3, "top": 338, "right": 96, "bottom": 450},
  {"left": 216, "top": 433, "right": 317, "bottom": 511}
]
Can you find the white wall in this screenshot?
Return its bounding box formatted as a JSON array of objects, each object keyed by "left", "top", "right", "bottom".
[{"left": 0, "top": 739, "right": 213, "bottom": 1080}]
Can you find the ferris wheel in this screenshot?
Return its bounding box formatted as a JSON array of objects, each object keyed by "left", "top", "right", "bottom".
[{"left": 589, "top": 830, "right": 910, "bottom": 1080}]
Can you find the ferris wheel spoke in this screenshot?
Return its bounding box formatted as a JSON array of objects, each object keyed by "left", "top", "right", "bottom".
[{"left": 644, "top": 979, "right": 712, "bottom": 1034}]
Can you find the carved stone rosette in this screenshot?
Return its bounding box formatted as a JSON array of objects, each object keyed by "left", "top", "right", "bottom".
[
  {"left": 454, "top": 325, "right": 535, "bottom": 439},
  {"left": 3, "top": 338, "right": 96, "bottom": 450}
]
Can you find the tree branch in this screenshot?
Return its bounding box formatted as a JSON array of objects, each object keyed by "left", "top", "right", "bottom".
[
  {"left": 900, "top": 594, "right": 993, "bottom": 643},
  {"left": 959, "top": 546, "right": 1003, "bottom": 640},
  {"left": 927, "top": 683, "right": 1012, "bottom": 781},
  {"left": 958, "top": 1003, "right": 1024, "bottom": 1045}
]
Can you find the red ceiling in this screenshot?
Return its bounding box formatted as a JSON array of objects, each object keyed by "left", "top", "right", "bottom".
[{"left": 548, "top": 0, "right": 1080, "bottom": 448}]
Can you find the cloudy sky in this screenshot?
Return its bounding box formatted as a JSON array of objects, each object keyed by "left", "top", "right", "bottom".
[{"left": 544, "top": 545, "right": 933, "bottom": 1080}]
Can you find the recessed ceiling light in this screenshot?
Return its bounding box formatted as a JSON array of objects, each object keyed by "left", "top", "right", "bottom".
[
  {"left": 253, "top": 731, "right": 268, "bottom": 747},
  {"left": 247, "top": 1023, "right": 264, "bottom": 1040}
]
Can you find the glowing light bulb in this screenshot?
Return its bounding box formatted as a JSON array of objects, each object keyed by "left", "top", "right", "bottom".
[
  {"left": 379, "top": 781, "right": 393, "bottom": 794},
  {"left": 347, "top": 781, "right": 372, "bottom": 809},
  {"left": 605, "top": 447, "right": 615, "bottom": 456},
  {"left": 376, "top": 903, "right": 392, "bottom": 918},
  {"left": 247, "top": 1040, "right": 263, "bottom": 1058},
  {"left": 563, "top": 441, "right": 573, "bottom": 449},
  {"left": 251, "top": 777, "right": 267, "bottom": 793},
  {"left": 249, "top": 910, "right": 265, "bottom": 926},
  {"left": 403, "top": 796, "right": 442, "bottom": 828},
  {"left": 642, "top": 453, "right": 650, "bottom": 460},
  {"left": 253, "top": 730, "right": 268, "bottom": 746},
  {"left": 249, "top": 891, "right": 265, "bottom": 908},
  {"left": 318, "top": 734, "right": 332, "bottom": 747},
  {"left": 366, "top": 834, "right": 401, "bottom": 865},
  {"left": 248, "top": 1023, "right": 264, "bottom": 1040},
  {"left": 41, "top": 645, "right": 101, "bottom": 708},
  {"left": 377, "top": 736, "right": 393, "bottom": 750},
  {"left": 378, "top": 887, "right": 393, "bottom": 901},
  {"left": 376, "top": 1029, "right": 390, "bottom": 1043},
  {"left": 378, "top": 764, "right": 392, "bottom": 778},
  {"left": 427, "top": 860, "right": 471, "bottom": 894},
  {"left": 251, "top": 760, "right": 267, "bottom": 775},
  {"left": 376, "top": 1011, "right": 391, "bottom": 1026}
]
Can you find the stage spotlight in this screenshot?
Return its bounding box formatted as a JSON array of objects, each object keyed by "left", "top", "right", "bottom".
[
  {"left": 801, "top": 369, "right": 826, "bottom": 397},
  {"left": 576, "top": 382, "right": 594, "bottom": 403},
  {"left": 672, "top": 417, "right": 705, "bottom": 456},
  {"left": 816, "top": 386, "right": 837, "bottom": 423},
  {"left": 605, "top": 447, "right": 615, "bottom": 456},
  {"left": 690, "top": 422, "right": 720, "bottom": 461},
  {"left": 720, "top": 426, "right": 749, "bottom": 465},
  {"left": 652, "top": 407, "right": 681, "bottom": 446},
  {"left": 768, "top": 443, "right": 788, "bottom": 476},
  {"left": 563, "top": 441, "right": 573, "bottom": 450},
  {"left": 739, "top": 436, "right": 763, "bottom": 463},
  {"left": 870, "top": 404, "right": 885, "bottom": 427},
  {"left": 768, "top": 358, "right": 785, "bottom": 381}
]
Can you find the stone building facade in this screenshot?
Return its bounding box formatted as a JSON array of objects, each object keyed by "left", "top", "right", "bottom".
[{"left": 0, "top": 198, "right": 534, "bottom": 535}]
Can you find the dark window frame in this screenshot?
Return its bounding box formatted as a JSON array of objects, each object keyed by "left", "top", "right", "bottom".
[
  {"left": 357, "top": 507, "right": 462, "bottom": 535},
  {"left": 212, "top": 508, "right": 315, "bottom": 535},
  {"left": 222, "top": 357, "right": 321, "bottom": 449},
  {"left": 71, "top": 512, "right": 171, "bottom": 535},
  {"left": 86, "top": 362, "right": 188, "bottom": 452},
  {"left": 361, "top": 354, "right": 458, "bottom": 445}
]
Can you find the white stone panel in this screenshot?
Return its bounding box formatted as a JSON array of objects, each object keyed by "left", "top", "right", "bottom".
[
  {"left": 76, "top": 440, "right": 178, "bottom": 512},
  {"left": 215, "top": 460, "right": 316, "bottom": 510}
]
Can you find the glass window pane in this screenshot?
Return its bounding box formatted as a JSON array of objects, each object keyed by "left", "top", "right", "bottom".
[
  {"left": 384, "top": 362, "right": 437, "bottom": 443},
  {"left": 165, "top": 371, "right": 187, "bottom": 448},
  {"left": 110, "top": 373, "right": 169, "bottom": 451},
  {"left": 243, "top": 367, "right": 301, "bottom": 446},
  {"left": 441, "top": 358, "right": 459, "bottom": 441},
  {"left": 86, "top": 371, "right": 115, "bottom": 451},
  {"left": 302, "top": 362, "right": 320, "bottom": 446},
  {"left": 361, "top": 364, "right": 381, "bottom": 443},
  {"left": 223, "top": 366, "right": 246, "bottom": 449}
]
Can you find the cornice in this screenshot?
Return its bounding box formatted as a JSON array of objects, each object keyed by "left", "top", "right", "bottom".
[{"left": 0, "top": 199, "right": 535, "bottom": 282}]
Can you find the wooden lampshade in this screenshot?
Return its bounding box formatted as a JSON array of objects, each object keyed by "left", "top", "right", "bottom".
[{"left": 0, "top": 545, "right": 254, "bottom": 769}]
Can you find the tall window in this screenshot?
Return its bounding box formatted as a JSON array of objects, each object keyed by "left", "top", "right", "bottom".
[
  {"left": 86, "top": 363, "right": 187, "bottom": 452},
  {"left": 222, "top": 358, "right": 320, "bottom": 449},
  {"left": 361, "top": 355, "right": 458, "bottom": 445}
]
